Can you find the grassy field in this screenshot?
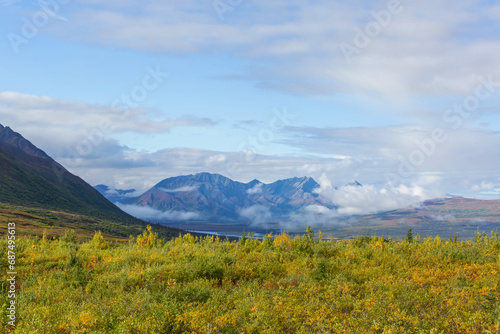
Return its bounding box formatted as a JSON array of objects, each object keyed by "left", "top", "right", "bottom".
[{"left": 1, "top": 226, "right": 500, "bottom": 333}]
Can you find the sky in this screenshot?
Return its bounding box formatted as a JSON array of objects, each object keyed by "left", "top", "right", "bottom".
[{"left": 1, "top": 0, "right": 500, "bottom": 212}]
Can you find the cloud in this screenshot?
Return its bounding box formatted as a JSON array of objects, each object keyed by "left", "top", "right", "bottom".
[
  {"left": 41, "top": 0, "right": 500, "bottom": 97},
  {"left": 283, "top": 125, "right": 500, "bottom": 196},
  {"left": 3, "top": 92, "right": 497, "bottom": 201},
  {"left": 471, "top": 181, "right": 495, "bottom": 192},
  {"left": 317, "top": 180, "right": 444, "bottom": 216},
  {"left": 117, "top": 204, "right": 200, "bottom": 221},
  {"left": 158, "top": 186, "right": 197, "bottom": 193},
  {"left": 0, "top": 92, "right": 214, "bottom": 134},
  {"left": 103, "top": 187, "right": 142, "bottom": 198},
  {"left": 246, "top": 183, "right": 263, "bottom": 194},
  {"left": 205, "top": 154, "right": 227, "bottom": 166},
  {"left": 428, "top": 214, "right": 456, "bottom": 222},
  {"left": 0, "top": 92, "right": 216, "bottom": 171},
  {"left": 238, "top": 205, "right": 272, "bottom": 226}
]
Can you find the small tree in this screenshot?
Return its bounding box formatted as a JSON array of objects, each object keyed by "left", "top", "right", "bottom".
[{"left": 405, "top": 228, "right": 413, "bottom": 243}]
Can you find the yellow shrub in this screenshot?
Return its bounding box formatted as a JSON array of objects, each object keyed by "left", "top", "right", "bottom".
[{"left": 137, "top": 225, "right": 158, "bottom": 248}]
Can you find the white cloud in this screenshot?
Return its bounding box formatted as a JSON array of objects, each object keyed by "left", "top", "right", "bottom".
[
  {"left": 471, "top": 181, "right": 495, "bottom": 192},
  {"left": 158, "top": 186, "right": 197, "bottom": 193},
  {"left": 103, "top": 187, "right": 142, "bottom": 198},
  {"left": 0, "top": 92, "right": 214, "bottom": 134},
  {"left": 428, "top": 214, "right": 456, "bottom": 222},
  {"left": 314, "top": 173, "right": 334, "bottom": 193},
  {"left": 205, "top": 154, "right": 227, "bottom": 166},
  {"left": 316, "top": 179, "right": 444, "bottom": 216},
  {"left": 117, "top": 204, "right": 200, "bottom": 221},
  {"left": 0, "top": 92, "right": 215, "bottom": 158},
  {"left": 238, "top": 205, "right": 272, "bottom": 226},
  {"left": 40, "top": 0, "right": 500, "bottom": 97},
  {"left": 246, "top": 183, "right": 263, "bottom": 194},
  {"left": 2, "top": 92, "right": 498, "bottom": 202},
  {"left": 304, "top": 205, "right": 335, "bottom": 215}
]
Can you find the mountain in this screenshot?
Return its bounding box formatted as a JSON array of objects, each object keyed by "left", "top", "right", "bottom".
[
  {"left": 118, "top": 172, "right": 334, "bottom": 222},
  {"left": 94, "top": 184, "right": 137, "bottom": 203},
  {"left": 0, "top": 124, "right": 141, "bottom": 223},
  {"left": 345, "top": 180, "right": 362, "bottom": 187}
]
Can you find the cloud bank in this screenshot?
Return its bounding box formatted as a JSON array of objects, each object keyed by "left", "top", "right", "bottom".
[
  {"left": 117, "top": 204, "right": 200, "bottom": 221},
  {"left": 41, "top": 0, "right": 500, "bottom": 97}
]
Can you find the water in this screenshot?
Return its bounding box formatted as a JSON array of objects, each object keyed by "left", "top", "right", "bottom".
[{"left": 186, "top": 230, "right": 266, "bottom": 239}]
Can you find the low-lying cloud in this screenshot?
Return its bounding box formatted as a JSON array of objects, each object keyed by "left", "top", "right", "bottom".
[
  {"left": 314, "top": 175, "right": 444, "bottom": 216},
  {"left": 428, "top": 214, "right": 456, "bottom": 222},
  {"left": 246, "top": 183, "right": 263, "bottom": 194},
  {"left": 158, "top": 186, "right": 197, "bottom": 193},
  {"left": 117, "top": 204, "right": 200, "bottom": 221},
  {"left": 238, "top": 205, "right": 272, "bottom": 227}
]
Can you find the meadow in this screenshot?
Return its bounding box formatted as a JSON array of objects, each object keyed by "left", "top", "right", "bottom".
[{"left": 1, "top": 227, "right": 500, "bottom": 333}]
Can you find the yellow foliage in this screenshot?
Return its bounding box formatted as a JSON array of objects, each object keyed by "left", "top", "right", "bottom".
[
  {"left": 6, "top": 229, "right": 500, "bottom": 333},
  {"left": 91, "top": 231, "right": 109, "bottom": 249},
  {"left": 136, "top": 225, "right": 158, "bottom": 248},
  {"left": 274, "top": 232, "right": 291, "bottom": 247}
]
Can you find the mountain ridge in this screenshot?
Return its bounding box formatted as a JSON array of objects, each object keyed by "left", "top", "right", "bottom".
[
  {"left": 0, "top": 123, "right": 141, "bottom": 223},
  {"left": 111, "top": 172, "right": 335, "bottom": 222}
]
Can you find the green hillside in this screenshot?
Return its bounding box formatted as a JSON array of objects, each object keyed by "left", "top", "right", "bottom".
[
  {"left": 0, "top": 146, "right": 139, "bottom": 223},
  {"left": 0, "top": 124, "right": 185, "bottom": 240}
]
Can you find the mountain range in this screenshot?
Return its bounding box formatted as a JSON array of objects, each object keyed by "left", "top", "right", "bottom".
[
  {"left": 98, "top": 173, "right": 351, "bottom": 222},
  {"left": 1, "top": 123, "right": 498, "bottom": 240},
  {"left": 96, "top": 173, "right": 500, "bottom": 240}
]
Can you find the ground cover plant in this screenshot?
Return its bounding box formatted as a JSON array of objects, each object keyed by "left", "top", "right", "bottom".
[{"left": 1, "top": 227, "right": 500, "bottom": 333}]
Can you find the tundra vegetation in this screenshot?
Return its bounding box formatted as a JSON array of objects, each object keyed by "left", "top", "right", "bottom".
[{"left": 1, "top": 227, "right": 500, "bottom": 333}]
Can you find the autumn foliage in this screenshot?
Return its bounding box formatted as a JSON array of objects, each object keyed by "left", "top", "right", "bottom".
[{"left": 1, "top": 228, "right": 500, "bottom": 333}]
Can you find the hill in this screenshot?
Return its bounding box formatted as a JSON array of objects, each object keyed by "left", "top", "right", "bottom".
[
  {"left": 0, "top": 124, "right": 182, "bottom": 239},
  {"left": 0, "top": 124, "right": 140, "bottom": 221}
]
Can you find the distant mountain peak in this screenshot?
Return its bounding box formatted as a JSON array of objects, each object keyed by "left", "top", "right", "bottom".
[
  {"left": 346, "top": 180, "right": 362, "bottom": 187},
  {"left": 94, "top": 185, "right": 137, "bottom": 203}
]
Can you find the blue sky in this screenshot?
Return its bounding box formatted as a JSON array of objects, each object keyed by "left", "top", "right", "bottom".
[{"left": 1, "top": 0, "right": 500, "bottom": 210}]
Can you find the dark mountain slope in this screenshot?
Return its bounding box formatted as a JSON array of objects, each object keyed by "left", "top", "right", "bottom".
[{"left": 0, "top": 124, "right": 139, "bottom": 223}]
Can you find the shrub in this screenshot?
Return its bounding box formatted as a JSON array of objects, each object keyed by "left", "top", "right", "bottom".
[{"left": 137, "top": 225, "right": 158, "bottom": 248}]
